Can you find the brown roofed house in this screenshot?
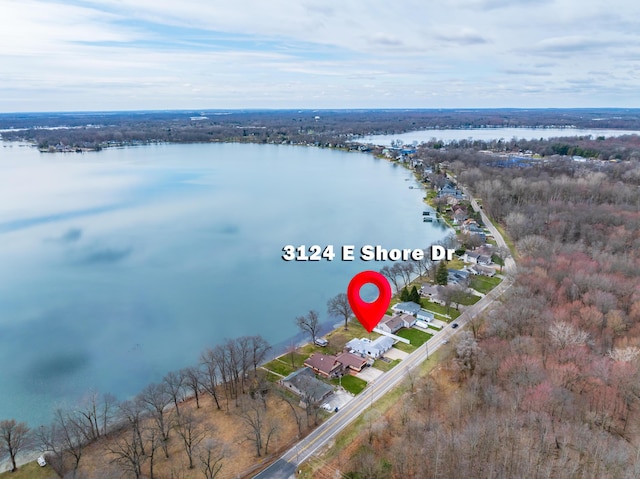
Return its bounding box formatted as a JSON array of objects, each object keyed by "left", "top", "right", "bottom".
[
  {"left": 304, "top": 353, "right": 341, "bottom": 378},
  {"left": 335, "top": 352, "right": 368, "bottom": 373}
]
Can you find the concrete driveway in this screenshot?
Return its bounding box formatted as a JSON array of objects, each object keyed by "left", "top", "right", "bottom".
[
  {"left": 355, "top": 366, "right": 384, "bottom": 383},
  {"left": 321, "top": 389, "right": 352, "bottom": 412},
  {"left": 385, "top": 347, "right": 409, "bottom": 360}
]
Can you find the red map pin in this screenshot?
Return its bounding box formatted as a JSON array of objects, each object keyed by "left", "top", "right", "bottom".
[{"left": 347, "top": 270, "right": 392, "bottom": 333}]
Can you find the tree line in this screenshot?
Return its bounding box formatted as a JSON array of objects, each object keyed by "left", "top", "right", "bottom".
[
  {"left": 335, "top": 143, "right": 640, "bottom": 478},
  {"left": 1, "top": 334, "right": 274, "bottom": 477}
]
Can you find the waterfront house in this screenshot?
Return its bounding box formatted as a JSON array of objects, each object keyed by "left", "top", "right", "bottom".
[
  {"left": 280, "top": 368, "right": 333, "bottom": 404},
  {"left": 346, "top": 336, "right": 395, "bottom": 359},
  {"left": 304, "top": 353, "right": 341, "bottom": 378}
]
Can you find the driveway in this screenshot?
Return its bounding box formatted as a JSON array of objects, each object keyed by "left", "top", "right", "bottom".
[
  {"left": 355, "top": 366, "right": 384, "bottom": 383},
  {"left": 321, "top": 389, "right": 352, "bottom": 412},
  {"left": 385, "top": 347, "right": 409, "bottom": 360}
]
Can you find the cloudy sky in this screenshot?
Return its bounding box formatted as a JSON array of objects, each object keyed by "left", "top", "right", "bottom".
[{"left": 1, "top": 0, "right": 639, "bottom": 112}]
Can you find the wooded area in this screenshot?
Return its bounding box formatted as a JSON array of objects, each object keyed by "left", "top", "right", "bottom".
[
  {"left": 329, "top": 146, "right": 640, "bottom": 478},
  {"left": 2, "top": 109, "right": 640, "bottom": 155}
]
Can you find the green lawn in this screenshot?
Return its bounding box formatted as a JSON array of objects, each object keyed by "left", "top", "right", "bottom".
[
  {"left": 456, "top": 294, "right": 481, "bottom": 306},
  {"left": 0, "top": 461, "right": 54, "bottom": 479},
  {"left": 470, "top": 275, "right": 503, "bottom": 294},
  {"left": 263, "top": 370, "right": 283, "bottom": 383},
  {"left": 373, "top": 358, "right": 401, "bottom": 372},
  {"left": 395, "top": 328, "right": 432, "bottom": 347},
  {"left": 420, "top": 299, "right": 461, "bottom": 319},
  {"left": 394, "top": 341, "right": 417, "bottom": 353},
  {"left": 332, "top": 375, "right": 368, "bottom": 395},
  {"left": 262, "top": 358, "right": 296, "bottom": 378}
]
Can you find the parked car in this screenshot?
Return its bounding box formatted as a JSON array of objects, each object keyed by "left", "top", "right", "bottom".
[{"left": 314, "top": 338, "right": 329, "bottom": 347}]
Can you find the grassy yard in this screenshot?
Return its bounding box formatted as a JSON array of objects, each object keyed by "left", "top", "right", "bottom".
[
  {"left": 331, "top": 375, "right": 368, "bottom": 395},
  {"left": 457, "top": 294, "right": 481, "bottom": 306},
  {"left": 470, "top": 275, "right": 503, "bottom": 294},
  {"left": 262, "top": 358, "right": 296, "bottom": 378},
  {"left": 0, "top": 462, "right": 55, "bottom": 479},
  {"left": 373, "top": 358, "right": 401, "bottom": 372},
  {"left": 396, "top": 328, "right": 432, "bottom": 347},
  {"left": 394, "top": 341, "right": 417, "bottom": 353},
  {"left": 420, "top": 299, "right": 461, "bottom": 319},
  {"left": 263, "top": 370, "right": 282, "bottom": 383},
  {"left": 299, "top": 348, "right": 445, "bottom": 478}
]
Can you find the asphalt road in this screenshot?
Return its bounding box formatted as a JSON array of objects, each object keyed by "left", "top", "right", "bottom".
[{"left": 254, "top": 186, "right": 516, "bottom": 479}]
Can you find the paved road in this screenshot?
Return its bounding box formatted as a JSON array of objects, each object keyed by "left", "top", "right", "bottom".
[{"left": 254, "top": 187, "right": 516, "bottom": 479}]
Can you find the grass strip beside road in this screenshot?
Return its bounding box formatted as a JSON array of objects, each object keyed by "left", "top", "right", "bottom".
[{"left": 374, "top": 358, "right": 401, "bottom": 372}]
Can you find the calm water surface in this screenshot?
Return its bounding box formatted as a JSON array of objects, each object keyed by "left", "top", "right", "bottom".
[
  {"left": 0, "top": 142, "right": 448, "bottom": 426},
  {"left": 361, "top": 127, "right": 640, "bottom": 146}
]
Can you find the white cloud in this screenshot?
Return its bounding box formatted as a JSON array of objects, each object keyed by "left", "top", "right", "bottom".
[{"left": 0, "top": 0, "right": 639, "bottom": 110}]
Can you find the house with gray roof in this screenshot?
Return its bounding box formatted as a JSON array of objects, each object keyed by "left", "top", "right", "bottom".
[
  {"left": 378, "top": 314, "right": 404, "bottom": 334},
  {"left": 280, "top": 367, "right": 333, "bottom": 404},
  {"left": 346, "top": 336, "right": 395, "bottom": 359},
  {"left": 393, "top": 301, "right": 422, "bottom": 316}
]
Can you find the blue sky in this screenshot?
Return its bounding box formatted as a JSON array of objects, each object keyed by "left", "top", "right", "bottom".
[{"left": 1, "top": 0, "right": 639, "bottom": 111}]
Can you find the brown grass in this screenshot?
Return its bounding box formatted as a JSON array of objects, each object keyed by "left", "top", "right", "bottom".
[{"left": 76, "top": 391, "right": 305, "bottom": 479}]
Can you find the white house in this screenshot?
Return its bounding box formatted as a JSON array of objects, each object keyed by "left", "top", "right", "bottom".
[{"left": 346, "top": 336, "right": 395, "bottom": 359}]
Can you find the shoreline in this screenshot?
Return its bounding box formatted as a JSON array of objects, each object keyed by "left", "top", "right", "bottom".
[{"left": 1, "top": 140, "right": 450, "bottom": 470}]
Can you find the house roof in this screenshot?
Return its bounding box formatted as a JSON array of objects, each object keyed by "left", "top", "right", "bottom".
[
  {"left": 346, "top": 336, "right": 394, "bottom": 356},
  {"left": 420, "top": 283, "right": 441, "bottom": 296},
  {"left": 335, "top": 352, "right": 367, "bottom": 370},
  {"left": 398, "top": 313, "right": 417, "bottom": 325},
  {"left": 371, "top": 336, "right": 395, "bottom": 351},
  {"left": 380, "top": 315, "right": 404, "bottom": 331},
  {"left": 394, "top": 301, "right": 421, "bottom": 314},
  {"left": 282, "top": 368, "right": 333, "bottom": 403},
  {"left": 304, "top": 353, "right": 340, "bottom": 376}
]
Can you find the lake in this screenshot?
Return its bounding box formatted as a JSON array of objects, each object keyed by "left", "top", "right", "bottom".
[
  {"left": 360, "top": 127, "right": 640, "bottom": 146},
  {"left": 0, "top": 141, "right": 449, "bottom": 427}
]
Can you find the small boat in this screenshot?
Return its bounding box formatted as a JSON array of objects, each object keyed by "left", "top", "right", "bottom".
[
  {"left": 423, "top": 217, "right": 433, "bottom": 222},
  {"left": 422, "top": 211, "right": 431, "bottom": 216}
]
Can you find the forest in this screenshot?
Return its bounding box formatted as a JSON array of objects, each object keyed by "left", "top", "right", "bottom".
[
  {"left": 2, "top": 109, "right": 640, "bottom": 154},
  {"left": 327, "top": 145, "right": 640, "bottom": 478}
]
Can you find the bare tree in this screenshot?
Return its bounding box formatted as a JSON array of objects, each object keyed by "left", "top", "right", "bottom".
[
  {"left": 138, "top": 383, "right": 172, "bottom": 458},
  {"left": 380, "top": 264, "right": 400, "bottom": 291},
  {"left": 163, "top": 370, "right": 185, "bottom": 416},
  {"left": 238, "top": 398, "right": 266, "bottom": 457},
  {"left": 278, "top": 394, "right": 304, "bottom": 437},
  {"left": 549, "top": 321, "right": 590, "bottom": 349},
  {"left": 398, "top": 261, "right": 415, "bottom": 288},
  {"left": 263, "top": 416, "right": 280, "bottom": 455},
  {"left": 327, "top": 293, "right": 352, "bottom": 330},
  {"left": 182, "top": 366, "right": 203, "bottom": 409},
  {"left": 175, "top": 410, "right": 205, "bottom": 469},
  {"left": 38, "top": 409, "right": 85, "bottom": 478},
  {"left": 198, "top": 437, "right": 226, "bottom": 479},
  {"left": 413, "top": 250, "right": 434, "bottom": 278},
  {"left": 200, "top": 349, "right": 222, "bottom": 410},
  {"left": 249, "top": 335, "right": 271, "bottom": 377},
  {"left": 108, "top": 429, "right": 145, "bottom": 479},
  {"left": 455, "top": 331, "right": 479, "bottom": 379},
  {"left": 0, "top": 419, "right": 31, "bottom": 472},
  {"left": 118, "top": 398, "right": 146, "bottom": 456},
  {"left": 295, "top": 310, "right": 321, "bottom": 345}
]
